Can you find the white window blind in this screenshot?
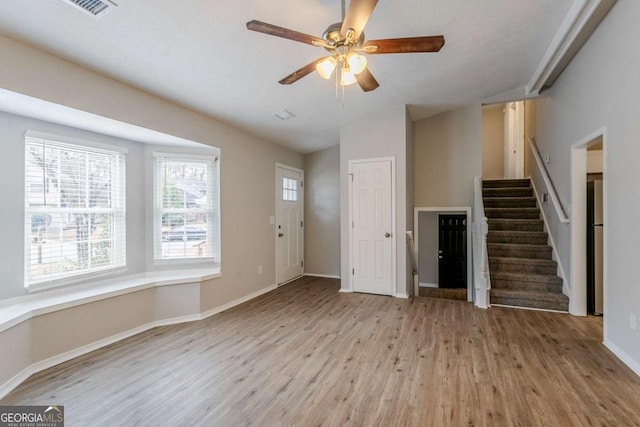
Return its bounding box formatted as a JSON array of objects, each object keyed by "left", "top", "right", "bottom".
[
  {"left": 24, "top": 135, "right": 126, "bottom": 288},
  {"left": 154, "top": 154, "right": 219, "bottom": 261}
]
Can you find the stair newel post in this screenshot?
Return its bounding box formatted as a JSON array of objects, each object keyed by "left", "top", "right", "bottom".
[
  {"left": 473, "top": 176, "right": 490, "bottom": 309},
  {"left": 481, "top": 216, "right": 491, "bottom": 306}
]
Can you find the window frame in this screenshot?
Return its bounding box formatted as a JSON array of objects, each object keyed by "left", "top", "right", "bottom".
[
  {"left": 23, "top": 131, "right": 127, "bottom": 291},
  {"left": 152, "top": 152, "right": 220, "bottom": 265}
]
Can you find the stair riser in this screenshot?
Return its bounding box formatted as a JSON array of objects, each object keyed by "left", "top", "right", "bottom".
[
  {"left": 489, "top": 263, "right": 557, "bottom": 275},
  {"left": 483, "top": 180, "right": 530, "bottom": 188},
  {"left": 488, "top": 221, "right": 544, "bottom": 232},
  {"left": 490, "top": 296, "right": 568, "bottom": 312},
  {"left": 484, "top": 199, "right": 537, "bottom": 208},
  {"left": 485, "top": 210, "right": 541, "bottom": 219},
  {"left": 488, "top": 247, "right": 552, "bottom": 260},
  {"left": 483, "top": 188, "right": 533, "bottom": 198},
  {"left": 491, "top": 279, "right": 563, "bottom": 293},
  {"left": 487, "top": 233, "right": 548, "bottom": 245}
]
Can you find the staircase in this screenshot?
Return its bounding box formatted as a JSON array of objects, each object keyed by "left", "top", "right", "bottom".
[{"left": 483, "top": 179, "right": 569, "bottom": 312}]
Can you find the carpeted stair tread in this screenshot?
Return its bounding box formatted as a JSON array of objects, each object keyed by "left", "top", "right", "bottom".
[
  {"left": 488, "top": 243, "right": 552, "bottom": 259},
  {"left": 491, "top": 271, "right": 563, "bottom": 285},
  {"left": 485, "top": 208, "right": 541, "bottom": 219},
  {"left": 482, "top": 187, "right": 533, "bottom": 198},
  {"left": 491, "top": 275, "right": 563, "bottom": 293},
  {"left": 487, "top": 218, "right": 544, "bottom": 231},
  {"left": 489, "top": 257, "right": 557, "bottom": 275},
  {"left": 483, "top": 179, "right": 531, "bottom": 188},
  {"left": 487, "top": 230, "right": 548, "bottom": 245},
  {"left": 484, "top": 197, "right": 537, "bottom": 208},
  {"left": 491, "top": 289, "right": 569, "bottom": 311}
]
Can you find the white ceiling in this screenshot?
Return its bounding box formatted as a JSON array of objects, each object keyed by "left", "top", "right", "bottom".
[{"left": 0, "top": 0, "right": 573, "bottom": 153}]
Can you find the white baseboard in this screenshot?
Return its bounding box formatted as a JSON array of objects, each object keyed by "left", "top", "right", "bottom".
[
  {"left": 0, "top": 283, "right": 280, "bottom": 400},
  {"left": 304, "top": 273, "right": 341, "bottom": 279},
  {"left": 339, "top": 288, "right": 353, "bottom": 293},
  {"left": 395, "top": 293, "right": 409, "bottom": 299},
  {"left": 604, "top": 339, "right": 640, "bottom": 378},
  {"left": 199, "top": 284, "right": 277, "bottom": 320},
  {"left": 419, "top": 282, "right": 438, "bottom": 288}
]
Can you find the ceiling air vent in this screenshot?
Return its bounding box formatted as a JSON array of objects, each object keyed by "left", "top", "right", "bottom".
[{"left": 59, "top": 0, "right": 117, "bottom": 18}]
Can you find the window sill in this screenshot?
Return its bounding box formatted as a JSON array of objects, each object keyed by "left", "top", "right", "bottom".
[{"left": 0, "top": 267, "right": 221, "bottom": 334}]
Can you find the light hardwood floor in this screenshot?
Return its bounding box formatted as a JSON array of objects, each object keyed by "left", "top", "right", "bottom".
[{"left": 2, "top": 276, "right": 639, "bottom": 426}]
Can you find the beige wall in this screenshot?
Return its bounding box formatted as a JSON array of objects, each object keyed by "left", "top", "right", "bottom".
[
  {"left": 418, "top": 212, "right": 438, "bottom": 285},
  {"left": 303, "top": 145, "right": 340, "bottom": 277},
  {"left": 534, "top": 0, "right": 640, "bottom": 369},
  {"left": 0, "top": 35, "right": 303, "bottom": 307},
  {"left": 414, "top": 104, "right": 482, "bottom": 207},
  {"left": 482, "top": 106, "right": 505, "bottom": 180},
  {"left": 340, "top": 105, "right": 411, "bottom": 296}
]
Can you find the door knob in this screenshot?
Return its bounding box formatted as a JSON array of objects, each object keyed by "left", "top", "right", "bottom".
[
  {"left": 438, "top": 256, "right": 443, "bottom": 259},
  {"left": 278, "top": 233, "right": 284, "bottom": 237},
  {"left": 385, "top": 232, "right": 391, "bottom": 238}
]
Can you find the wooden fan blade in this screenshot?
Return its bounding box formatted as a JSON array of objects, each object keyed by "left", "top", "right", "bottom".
[
  {"left": 341, "top": 0, "right": 378, "bottom": 40},
  {"left": 364, "top": 36, "right": 445, "bottom": 54},
  {"left": 247, "top": 20, "right": 324, "bottom": 46},
  {"left": 279, "top": 58, "right": 324, "bottom": 85},
  {"left": 356, "top": 67, "right": 379, "bottom": 92}
]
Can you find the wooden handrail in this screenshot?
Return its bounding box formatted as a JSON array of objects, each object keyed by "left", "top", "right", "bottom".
[{"left": 527, "top": 137, "right": 570, "bottom": 223}]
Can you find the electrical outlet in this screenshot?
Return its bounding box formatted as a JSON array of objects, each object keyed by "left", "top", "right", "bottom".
[
  {"left": 258, "top": 265, "right": 263, "bottom": 275},
  {"left": 631, "top": 313, "right": 637, "bottom": 331}
]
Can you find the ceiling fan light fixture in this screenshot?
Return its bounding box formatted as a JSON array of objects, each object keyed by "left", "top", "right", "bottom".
[
  {"left": 346, "top": 52, "right": 367, "bottom": 75},
  {"left": 316, "top": 56, "right": 337, "bottom": 79},
  {"left": 340, "top": 66, "right": 357, "bottom": 86}
]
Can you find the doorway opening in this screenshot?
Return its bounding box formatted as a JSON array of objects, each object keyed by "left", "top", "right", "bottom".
[
  {"left": 414, "top": 207, "right": 472, "bottom": 302},
  {"left": 570, "top": 130, "right": 607, "bottom": 324},
  {"left": 482, "top": 101, "right": 527, "bottom": 180},
  {"left": 586, "top": 139, "right": 604, "bottom": 316},
  {"left": 504, "top": 101, "right": 525, "bottom": 179}
]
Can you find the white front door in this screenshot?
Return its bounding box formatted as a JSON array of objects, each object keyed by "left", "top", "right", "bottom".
[
  {"left": 351, "top": 159, "right": 394, "bottom": 295},
  {"left": 276, "top": 165, "right": 304, "bottom": 285}
]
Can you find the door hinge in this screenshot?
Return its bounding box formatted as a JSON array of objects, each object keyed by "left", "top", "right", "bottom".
[
  {"left": 301, "top": 181, "right": 303, "bottom": 188},
  {"left": 301, "top": 260, "right": 304, "bottom": 267},
  {"left": 352, "top": 268, "right": 355, "bottom": 275},
  {"left": 352, "top": 221, "right": 354, "bottom": 228},
  {"left": 301, "top": 220, "right": 304, "bottom": 227},
  {"left": 350, "top": 174, "right": 354, "bottom": 181}
]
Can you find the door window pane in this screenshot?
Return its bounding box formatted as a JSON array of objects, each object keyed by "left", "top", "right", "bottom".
[{"left": 282, "top": 177, "right": 297, "bottom": 201}]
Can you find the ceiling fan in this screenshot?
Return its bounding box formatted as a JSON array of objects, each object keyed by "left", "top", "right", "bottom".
[{"left": 246, "top": 0, "right": 445, "bottom": 92}]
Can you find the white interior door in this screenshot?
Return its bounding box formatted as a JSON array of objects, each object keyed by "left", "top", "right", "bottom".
[
  {"left": 351, "top": 159, "right": 394, "bottom": 295},
  {"left": 276, "top": 165, "right": 304, "bottom": 285}
]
